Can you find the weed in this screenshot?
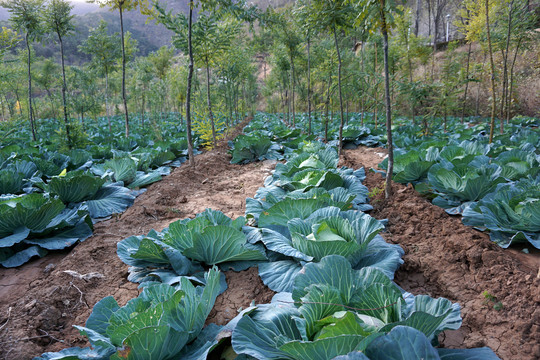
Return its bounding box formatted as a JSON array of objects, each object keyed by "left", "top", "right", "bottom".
[
  {"left": 167, "top": 207, "right": 182, "bottom": 215},
  {"left": 192, "top": 101, "right": 227, "bottom": 149},
  {"left": 482, "top": 291, "right": 503, "bottom": 311},
  {"left": 368, "top": 185, "right": 384, "bottom": 200}
]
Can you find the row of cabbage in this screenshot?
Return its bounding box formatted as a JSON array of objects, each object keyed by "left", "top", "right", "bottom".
[
  {"left": 228, "top": 113, "right": 317, "bottom": 164},
  {"left": 38, "top": 142, "right": 498, "bottom": 360},
  {"left": 270, "top": 112, "right": 539, "bottom": 250},
  {"left": 0, "top": 115, "right": 197, "bottom": 267},
  {"left": 228, "top": 112, "right": 385, "bottom": 166},
  {"left": 379, "top": 121, "right": 540, "bottom": 250}
]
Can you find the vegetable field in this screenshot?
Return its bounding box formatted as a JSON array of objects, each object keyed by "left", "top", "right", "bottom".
[
  {"left": 0, "top": 0, "right": 538, "bottom": 358},
  {"left": 0, "top": 114, "right": 538, "bottom": 360}
]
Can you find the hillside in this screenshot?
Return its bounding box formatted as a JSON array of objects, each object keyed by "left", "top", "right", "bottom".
[{"left": 0, "top": 0, "right": 189, "bottom": 62}]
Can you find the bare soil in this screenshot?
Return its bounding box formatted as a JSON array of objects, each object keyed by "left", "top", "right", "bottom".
[
  {"left": 0, "top": 123, "right": 276, "bottom": 359},
  {"left": 341, "top": 147, "right": 540, "bottom": 360}
]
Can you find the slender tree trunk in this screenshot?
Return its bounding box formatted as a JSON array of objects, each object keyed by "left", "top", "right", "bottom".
[
  {"left": 485, "top": 0, "right": 498, "bottom": 143},
  {"left": 227, "top": 82, "right": 233, "bottom": 126},
  {"left": 346, "top": 101, "right": 349, "bottom": 125},
  {"left": 500, "top": 0, "right": 514, "bottom": 128},
  {"left": 333, "top": 25, "right": 345, "bottom": 156},
  {"left": 431, "top": 18, "right": 438, "bottom": 80},
  {"left": 290, "top": 53, "right": 295, "bottom": 127},
  {"left": 185, "top": 2, "right": 195, "bottom": 166},
  {"left": 307, "top": 34, "right": 312, "bottom": 134},
  {"left": 380, "top": 1, "right": 394, "bottom": 199},
  {"left": 406, "top": 30, "right": 415, "bottom": 124},
  {"left": 26, "top": 34, "right": 36, "bottom": 141},
  {"left": 507, "top": 37, "right": 521, "bottom": 123},
  {"left": 460, "top": 42, "right": 472, "bottom": 123},
  {"left": 141, "top": 85, "right": 146, "bottom": 127},
  {"left": 59, "top": 34, "right": 71, "bottom": 148},
  {"left": 119, "top": 5, "right": 129, "bottom": 137},
  {"left": 4, "top": 94, "right": 13, "bottom": 117},
  {"left": 0, "top": 96, "right": 4, "bottom": 121},
  {"left": 374, "top": 43, "right": 378, "bottom": 129},
  {"left": 324, "top": 75, "right": 332, "bottom": 142},
  {"left": 105, "top": 70, "right": 111, "bottom": 133},
  {"left": 205, "top": 57, "right": 216, "bottom": 146},
  {"left": 360, "top": 41, "right": 365, "bottom": 125},
  {"left": 414, "top": 0, "right": 421, "bottom": 36},
  {"left": 46, "top": 89, "right": 57, "bottom": 119},
  {"left": 279, "top": 85, "right": 284, "bottom": 119},
  {"left": 235, "top": 86, "right": 239, "bottom": 122},
  {"left": 427, "top": 0, "right": 432, "bottom": 38},
  {"left": 286, "top": 88, "right": 290, "bottom": 124}
]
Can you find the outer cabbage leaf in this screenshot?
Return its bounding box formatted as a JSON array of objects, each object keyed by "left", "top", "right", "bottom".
[{"left": 85, "top": 184, "right": 136, "bottom": 218}]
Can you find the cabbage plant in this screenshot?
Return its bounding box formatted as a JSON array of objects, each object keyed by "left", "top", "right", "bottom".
[
  {"left": 333, "top": 327, "right": 499, "bottom": 360},
  {"left": 495, "top": 149, "right": 540, "bottom": 181},
  {"left": 252, "top": 206, "right": 403, "bottom": 292},
  {"left": 117, "top": 209, "right": 267, "bottom": 286},
  {"left": 380, "top": 149, "right": 435, "bottom": 184},
  {"left": 92, "top": 157, "right": 166, "bottom": 189},
  {"left": 0, "top": 194, "right": 92, "bottom": 267},
  {"left": 43, "top": 171, "right": 136, "bottom": 218},
  {"left": 37, "top": 269, "right": 222, "bottom": 360},
  {"left": 462, "top": 178, "right": 540, "bottom": 248},
  {"left": 229, "top": 132, "right": 282, "bottom": 164},
  {"left": 232, "top": 256, "right": 482, "bottom": 360},
  {"left": 427, "top": 156, "right": 506, "bottom": 214},
  {"left": 271, "top": 145, "right": 339, "bottom": 180}
]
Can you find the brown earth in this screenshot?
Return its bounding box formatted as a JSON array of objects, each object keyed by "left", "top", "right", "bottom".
[
  {"left": 0, "top": 123, "right": 276, "bottom": 359},
  {"left": 341, "top": 147, "right": 540, "bottom": 360}
]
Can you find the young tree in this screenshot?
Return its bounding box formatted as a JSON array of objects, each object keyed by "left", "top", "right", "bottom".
[
  {"left": 34, "top": 58, "right": 59, "bottom": 119},
  {"left": 190, "top": 13, "right": 240, "bottom": 145},
  {"left": 69, "top": 66, "right": 101, "bottom": 127},
  {"left": 154, "top": 0, "right": 256, "bottom": 164},
  {"left": 43, "top": 0, "right": 75, "bottom": 148},
  {"left": 484, "top": 0, "right": 497, "bottom": 142},
  {"left": 353, "top": 0, "right": 400, "bottom": 199},
  {"left": 131, "top": 56, "right": 154, "bottom": 126},
  {"left": 268, "top": 11, "right": 302, "bottom": 127},
  {"left": 153, "top": 0, "right": 196, "bottom": 166},
  {"left": 297, "top": 0, "right": 354, "bottom": 155},
  {"left": 0, "top": 0, "right": 44, "bottom": 141},
  {"left": 79, "top": 20, "right": 121, "bottom": 133},
  {"left": 0, "top": 27, "right": 20, "bottom": 121},
  {"left": 92, "top": 0, "right": 148, "bottom": 137}
]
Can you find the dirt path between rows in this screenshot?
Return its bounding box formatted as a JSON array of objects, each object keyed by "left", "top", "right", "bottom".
[
  {"left": 341, "top": 147, "right": 540, "bottom": 360},
  {"left": 0, "top": 123, "right": 276, "bottom": 359}
]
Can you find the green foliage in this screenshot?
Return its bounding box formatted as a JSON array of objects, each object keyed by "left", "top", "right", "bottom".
[
  {"left": 42, "top": 0, "right": 75, "bottom": 39},
  {"left": 78, "top": 20, "right": 120, "bottom": 76},
  {"left": 0, "top": 0, "right": 44, "bottom": 40},
  {"left": 192, "top": 103, "right": 226, "bottom": 149},
  {"left": 0, "top": 26, "right": 19, "bottom": 58}
]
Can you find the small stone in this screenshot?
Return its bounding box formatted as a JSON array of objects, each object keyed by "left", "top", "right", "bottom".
[
  {"left": 44, "top": 263, "right": 55, "bottom": 273},
  {"left": 24, "top": 299, "right": 37, "bottom": 310}
]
